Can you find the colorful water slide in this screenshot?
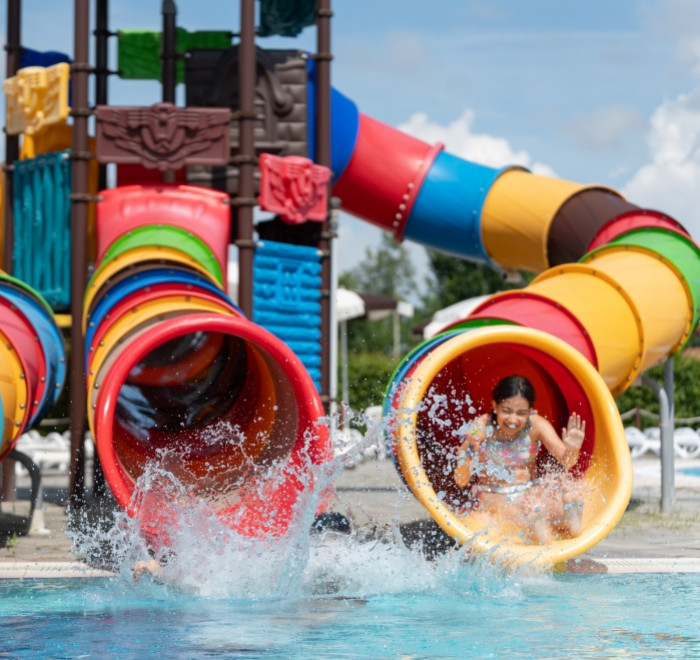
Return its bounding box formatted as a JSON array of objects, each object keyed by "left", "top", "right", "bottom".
[
  {"left": 85, "top": 184, "right": 331, "bottom": 540},
  {"left": 0, "top": 272, "right": 66, "bottom": 459},
  {"left": 321, "top": 83, "right": 700, "bottom": 567}
]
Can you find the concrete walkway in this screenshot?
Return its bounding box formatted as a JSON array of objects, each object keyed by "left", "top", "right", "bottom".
[{"left": 1, "top": 455, "right": 699, "bottom": 574}]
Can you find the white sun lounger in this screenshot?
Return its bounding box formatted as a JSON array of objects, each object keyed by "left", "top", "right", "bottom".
[{"left": 640, "top": 426, "right": 700, "bottom": 460}]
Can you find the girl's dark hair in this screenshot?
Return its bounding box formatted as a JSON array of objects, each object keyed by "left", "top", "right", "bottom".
[{"left": 492, "top": 375, "right": 536, "bottom": 407}]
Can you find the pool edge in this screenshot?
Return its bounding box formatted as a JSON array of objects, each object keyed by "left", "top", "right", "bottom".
[
  {"left": 563, "top": 557, "right": 700, "bottom": 574},
  {"left": 0, "top": 561, "right": 116, "bottom": 579}
]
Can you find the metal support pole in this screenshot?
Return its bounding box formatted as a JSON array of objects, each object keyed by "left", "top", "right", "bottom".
[
  {"left": 664, "top": 358, "right": 675, "bottom": 435},
  {"left": 315, "top": 0, "right": 333, "bottom": 411},
  {"left": 392, "top": 310, "right": 400, "bottom": 361},
  {"left": 94, "top": 0, "right": 109, "bottom": 192},
  {"left": 2, "top": 0, "right": 21, "bottom": 274},
  {"left": 2, "top": 0, "right": 22, "bottom": 501},
  {"left": 235, "top": 0, "right": 256, "bottom": 317},
  {"left": 340, "top": 320, "right": 349, "bottom": 409},
  {"left": 642, "top": 373, "right": 674, "bottom": 513},
  {"left": 68, "top": 0, "right": 91, "bottom": 507},
  {"left": 329, "top": 199, "right": 340, "bottom": 433},
  {"left": 161, "top": 0, "right": 177, "bottom": 184}
]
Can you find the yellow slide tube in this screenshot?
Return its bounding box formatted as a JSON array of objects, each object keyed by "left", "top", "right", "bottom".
[
  {"left": 0, "top": 328, "right": 28, "bottom": 454},
  {"left": 581, "top": 245, "right": 693, "bottom": 370},
  {"left": 480, "top": 169, "right": 619, "bottom": 273},
  {"left": 528, "top": 264, "right": 644, "bottom": 395},
  {"left": 393, "top": 325, "right": 632, "bottom": 570}
]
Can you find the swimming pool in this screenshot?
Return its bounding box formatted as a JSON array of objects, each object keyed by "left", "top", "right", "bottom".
[{"left": 3, "top": 561, "right": 699, "bottom": 658}]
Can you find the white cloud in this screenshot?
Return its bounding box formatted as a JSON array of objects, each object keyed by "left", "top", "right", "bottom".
[
  {"left": 622, "top": 87, "right": 700, "bottom": 241},
  {"left": 397, "top": 109, "right": 557, "bottom": 176}
]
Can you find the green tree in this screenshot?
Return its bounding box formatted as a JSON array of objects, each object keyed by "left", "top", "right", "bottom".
[
  {"left": 615, "top": 352, "right": 700, "bottom": 426},
  {"left": 339, "top": 351, "right": 396, "bottom": 416},
  {"left": 339, "top": 233, "right": 418, "bottom": 356},
  {"left": 420, "top": 250, "right": 521, "bottom": 317},
  {"left": 341, "top": 232, "right": 416, "bottom": 299},
  {"left": 338, "top": 233, "right": 419, "bottom": 410}
]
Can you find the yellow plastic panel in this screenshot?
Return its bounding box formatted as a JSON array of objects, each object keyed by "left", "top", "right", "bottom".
[
  {"left": 3, "top": 63, "right": 71, "bottom": 136},
  {"left": 529, "top": 264, "right": 643, "bottom": 395},
  {"left": 583, "top": 245, "right": 692, "bottom": 371},
  {"left": 0, "top": 329, "right": 29, "bottom": 456},
  {"left": 481, "top": 170, "right": 590, "bottom": 273},
  {"left": 392, "top": 325, "right": 632, "bottom": 570},
  {"left": 19, "top": 119, "right": 73, "bottom": 159}
]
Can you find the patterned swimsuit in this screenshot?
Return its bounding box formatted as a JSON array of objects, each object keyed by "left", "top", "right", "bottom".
[{"left": 466, "top": 417, "right": 541, "bottom": 499}]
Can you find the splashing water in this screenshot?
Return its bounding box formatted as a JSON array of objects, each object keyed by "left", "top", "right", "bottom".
[
  {"left": 67, "top": 412, "right": 508, "bottom": 601},
  {"left": 18, "top": 407, "right": 700, "bottom": 658}
]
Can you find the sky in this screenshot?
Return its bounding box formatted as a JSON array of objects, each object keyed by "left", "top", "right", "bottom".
[{"left": 3, "top": 0, "right": 700, "bottom": 301}]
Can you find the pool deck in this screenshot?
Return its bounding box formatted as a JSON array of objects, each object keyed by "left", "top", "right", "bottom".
[{"left": 1, "top": 454, "right": 700, "bottom": 576}]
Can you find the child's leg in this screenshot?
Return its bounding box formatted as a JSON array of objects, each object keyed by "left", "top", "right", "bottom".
[{"left": 563, "top": 499, "right": 584, "bottom": 537}]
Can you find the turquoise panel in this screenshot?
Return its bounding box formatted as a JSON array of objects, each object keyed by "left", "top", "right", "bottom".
[{"left": 12, "top": 151, "right": 72, "bottom": 311}]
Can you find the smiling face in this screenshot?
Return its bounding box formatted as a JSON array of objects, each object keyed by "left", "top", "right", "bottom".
[{"left": 492, "top": 394, "right": 531, "bottom": 439}]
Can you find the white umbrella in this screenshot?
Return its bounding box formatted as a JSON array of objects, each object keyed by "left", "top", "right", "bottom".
[
  {"left": 335, "top": 287, "right": 366, "bottom": 322},
  {"left": 334, "top": 288, "right": 414, "bottom": 415}
]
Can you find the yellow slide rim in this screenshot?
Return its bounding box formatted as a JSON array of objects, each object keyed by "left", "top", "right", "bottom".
[
  {"left": 393, "top": 324, "right": 632, "bottom": 570},
  {"left": 87, "top": 296, "right": 235, "bottom": 429},
  {"left": 82, "top": 245, "right": 220, "bottom": 332}
]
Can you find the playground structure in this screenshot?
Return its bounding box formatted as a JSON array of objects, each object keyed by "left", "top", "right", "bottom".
[{"left": 2, "top": 2, "right": 700, "bottom": 567}]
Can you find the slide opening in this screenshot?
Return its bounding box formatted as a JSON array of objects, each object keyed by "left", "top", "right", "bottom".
[
  {"left": 391, "top": 325, "right": 631, "bottom": 566},
  {"left": 92, "top": 315, "right": 322, "bottom": 521},
  {"left": 408, "top": 340, "right": 594, "bottom": 516}
]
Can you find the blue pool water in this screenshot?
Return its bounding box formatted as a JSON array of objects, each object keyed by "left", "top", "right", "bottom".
[
  {"left": 682, "top": 466, "right": 700, "bottom": 477},
  {"left": 2, "top": 569, "right": 700, "bottom": 659},
  {"left": 6, "top": 447, "right": 699, "bottom": 659}
]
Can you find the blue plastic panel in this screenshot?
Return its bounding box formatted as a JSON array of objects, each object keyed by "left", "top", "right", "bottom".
[{"left": 253, "top": 240, "right": 323, "bottom": 390}]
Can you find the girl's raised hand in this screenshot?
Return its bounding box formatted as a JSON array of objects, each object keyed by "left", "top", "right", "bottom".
[{"left": 562, "top": 412, "right": 586, "bottom": 450}]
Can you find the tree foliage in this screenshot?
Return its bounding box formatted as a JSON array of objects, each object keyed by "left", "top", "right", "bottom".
[
  {"left": 615, "top": 353, "right": 700, "bottom": 426},
  {"left": 340, "top": 232, "right": 416, "bottom": 299},
  {"left": 420, "top": 250, "right": 522, "bottom": 317},
  {"left": 339, "top": 233, "right": 418, "bottom": 356},
  {"left": 340, "top": 351, "right": 397, "bottom": 416}
]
